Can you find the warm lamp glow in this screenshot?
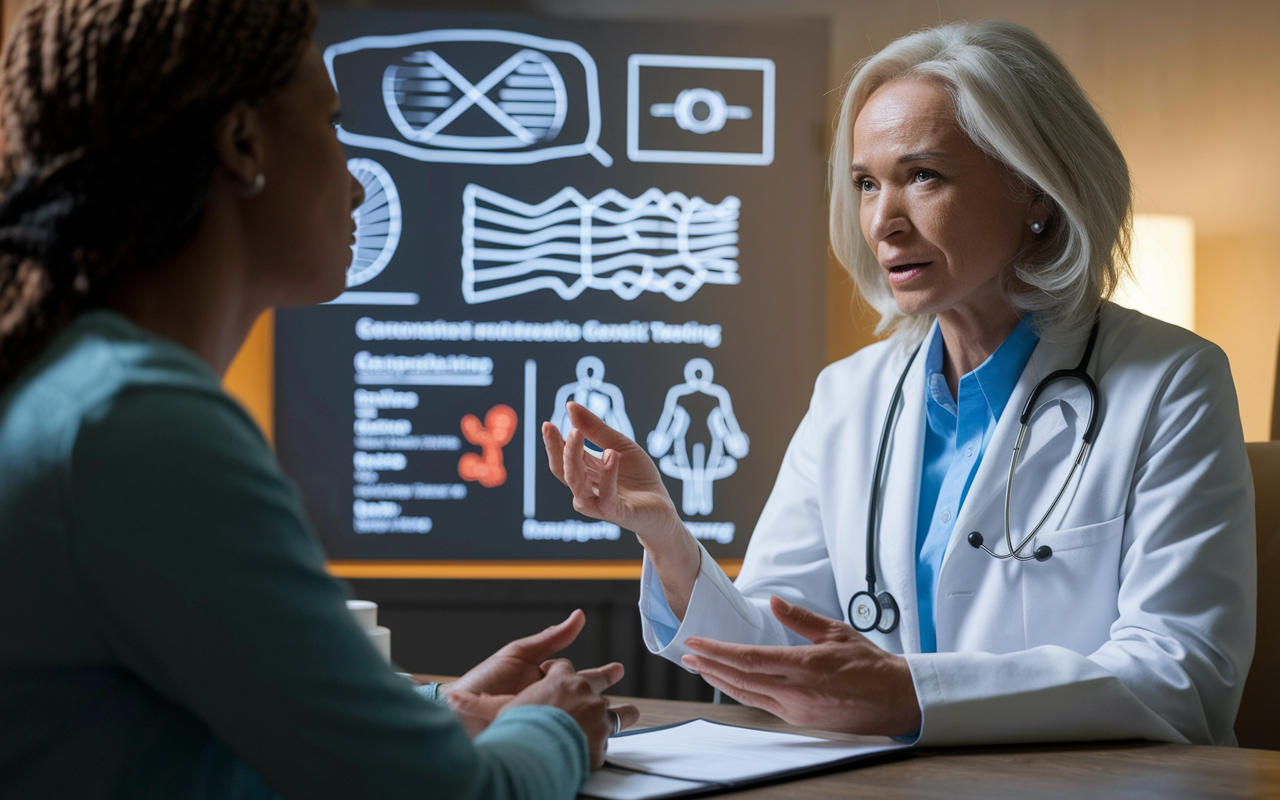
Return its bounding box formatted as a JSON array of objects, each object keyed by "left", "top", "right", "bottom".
[{"left": 1114, "top": 214, "right": 1196, "bottom": 331}]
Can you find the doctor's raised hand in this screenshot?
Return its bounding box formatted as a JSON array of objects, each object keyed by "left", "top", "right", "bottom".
[{"left": 543, "top": 402, "right": 702, "bottom": 618}]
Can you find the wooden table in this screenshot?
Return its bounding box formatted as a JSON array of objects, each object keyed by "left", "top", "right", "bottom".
[
  {"left": 412, "top": 677, "right": 1280, "bottom": 797},
  {"left": 602, "top": 695, "right": 1280, "bottom": 799}
]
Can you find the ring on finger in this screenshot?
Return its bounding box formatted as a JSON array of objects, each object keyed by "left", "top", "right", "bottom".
[{"left": 607, "top": 707, "right": 622, "bottom": 736}]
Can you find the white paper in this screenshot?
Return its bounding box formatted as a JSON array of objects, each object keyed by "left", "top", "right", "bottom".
[
  {"left": 601, "top": 719, "right": 909, "bottom": 785},
  {"left": 579, "top": 767, "right": 711, "bottom": 800}
]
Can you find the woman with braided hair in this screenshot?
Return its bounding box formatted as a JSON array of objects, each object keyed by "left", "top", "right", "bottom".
[{"left": 0, "top": 1, "right": 636, "bottom": 797}]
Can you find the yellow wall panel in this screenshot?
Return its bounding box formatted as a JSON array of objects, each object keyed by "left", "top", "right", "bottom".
[{"left": 222, "top": 309, "right": 274, "bottom": 444}]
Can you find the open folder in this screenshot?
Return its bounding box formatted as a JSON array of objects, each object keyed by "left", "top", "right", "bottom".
[{"left": 579, "top": 719, "right": 912, "bottom": 800}]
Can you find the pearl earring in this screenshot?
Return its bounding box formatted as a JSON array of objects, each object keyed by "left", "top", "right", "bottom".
[
  {"left": 242, "top": 173, "right": 266, "bottom": 198},
  {"left": 1030, "top": 220, "right": 1045, "bottom": 234}
]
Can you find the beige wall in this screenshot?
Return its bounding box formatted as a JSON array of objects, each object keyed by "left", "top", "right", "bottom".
[
  {"left": 3, "top": 0, "right": 23, "bottom": 45},
  {"left": 6, "top": 0, "right": 1278, "bottom": 438}
]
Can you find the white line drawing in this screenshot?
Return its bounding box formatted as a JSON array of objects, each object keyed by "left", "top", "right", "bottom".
[
  {"left": 627, "top": 54, "right": 775, "bottom": 166},
  {"left": 462, "top": 184, "right": 741, "bottom": 304},
  {"left": 650, "top": 88, "right": 752, "bottom": 134},
  {"left": 323, "top": 291, "right": 420, "bottom": 306},
  {"left": 324, "top": 30, "right": 612, "bottom": 166},
  {"left": 522, "top": 359, "right": 621, "bottom": 540},
  {"left": 524, "top": 359, "right": 537, "bottom": 518},
  {"left": 384, "top": 49, "right": 567, "bottom": 149},
  {"left": 647, "top": 358, "right": 749, "bottom": 516},
  {"left": 550, "top": 356, "right": 635, "bottom": 443},
  {"left": 346, "top": 158, "right": 402, "bottom": 288}
]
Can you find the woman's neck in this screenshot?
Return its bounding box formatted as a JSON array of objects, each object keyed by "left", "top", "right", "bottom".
[
  {"left": 105, "top": 201, "right": 264, "bottom": 377},
  {"left": 936, "top": 300, "right": 1023, "bottom": 398}
]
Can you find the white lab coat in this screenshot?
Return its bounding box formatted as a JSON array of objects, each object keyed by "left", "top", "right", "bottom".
[{"left": 640, "top": 303, "right": 1256, "bottom": 746}]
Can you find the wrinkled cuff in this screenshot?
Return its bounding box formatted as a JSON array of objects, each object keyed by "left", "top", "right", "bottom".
[
  {"left": 413, "top": 681, "right": 446, "bottom": 706},
  {"left": 638, "top": 541, "right": 784, "bottom": 666}
]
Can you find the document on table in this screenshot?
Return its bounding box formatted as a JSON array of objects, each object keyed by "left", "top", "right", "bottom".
[{"left": 579, "top": 719, "right": 911, "bottom": 799}]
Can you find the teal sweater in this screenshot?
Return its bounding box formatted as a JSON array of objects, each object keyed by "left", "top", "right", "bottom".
[{"left": 0, "top": 311, "right": 588, "bottom": 798}]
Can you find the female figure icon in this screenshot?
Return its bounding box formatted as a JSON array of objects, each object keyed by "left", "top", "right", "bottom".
[{"left": 646, "top": 359, "right": 749, "bottom": 516}]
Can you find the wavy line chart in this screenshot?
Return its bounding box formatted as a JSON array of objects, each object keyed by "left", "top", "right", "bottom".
[{"left": 461, "top": 184, "right": 741, "bottom": 304}]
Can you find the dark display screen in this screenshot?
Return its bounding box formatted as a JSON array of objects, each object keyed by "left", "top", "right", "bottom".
[{"left": 275, "top": 11, "right": 830, "bottom": 564}]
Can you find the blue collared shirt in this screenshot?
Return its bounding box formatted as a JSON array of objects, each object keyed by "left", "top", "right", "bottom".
[{"left": 914, "top": 315, "right": 1039, "bottom": 652}]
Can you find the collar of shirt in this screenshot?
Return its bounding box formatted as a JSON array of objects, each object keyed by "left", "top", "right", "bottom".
[{"left": 923, "top": 314, "right": 1040, "bottom": 434}]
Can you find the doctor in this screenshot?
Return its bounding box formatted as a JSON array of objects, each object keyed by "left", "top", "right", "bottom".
[{"left": 544, "top": 19, "right": 1256, "bottom": 747}]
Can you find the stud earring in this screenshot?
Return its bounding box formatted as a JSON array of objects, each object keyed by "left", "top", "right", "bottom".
[
  {"left": 242, "top": 173, "right": 266, "bottom": 198},
  {"left": 1030, "top": 220, "right": 1045, "bottom": 234}
]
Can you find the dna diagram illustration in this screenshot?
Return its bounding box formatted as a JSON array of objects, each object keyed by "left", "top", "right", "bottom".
[
  {"left": 646, "top": 358, "right": 749, "bottom": 516},
  {"left": 346, "top": 158, "right": 403, "bottom": 288},
  {"left": 550, "top": 356, "right": 635, "bottom": 444},
  {"left": 384, "top": 48, "right": 567, "bottom": 151},
  {"left": 462, "top": 184, "right": 741, "bottom": 304},
  {"left": 324, "top": 29, "right": 611, "bottom": 166}
]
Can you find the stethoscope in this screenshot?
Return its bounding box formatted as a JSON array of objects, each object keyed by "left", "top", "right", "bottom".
[{"left": 847, "top": 320, "right": 1101, "bottom": 634}]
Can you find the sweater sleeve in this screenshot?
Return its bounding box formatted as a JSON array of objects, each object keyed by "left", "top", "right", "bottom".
[{"left": 65, "top": 384, "right": 588, "bottom": 799}]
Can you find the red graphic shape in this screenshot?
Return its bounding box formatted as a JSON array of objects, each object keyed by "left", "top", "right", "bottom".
[{"left": 458, "top": 404, "right": 518, "bottom": 488}]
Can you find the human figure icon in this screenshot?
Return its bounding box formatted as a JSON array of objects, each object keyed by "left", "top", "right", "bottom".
[
  {"left": 647, "top": 358, "right": 749, "bottom": 516},
  {"left": 551, "top": 356, "right": 635, "bottom": 443}
]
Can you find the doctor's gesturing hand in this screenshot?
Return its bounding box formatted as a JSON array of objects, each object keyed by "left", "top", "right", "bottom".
[
  {"left": 543, "top": 401, "right": 703, "bottom": 619},
  {"left": 682, "top": 596, "right": 921, "bottom": 737}
]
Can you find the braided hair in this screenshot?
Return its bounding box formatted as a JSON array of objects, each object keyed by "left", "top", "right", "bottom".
[{"left": 0, "top": 0, "right": 317, "bottom": 387}]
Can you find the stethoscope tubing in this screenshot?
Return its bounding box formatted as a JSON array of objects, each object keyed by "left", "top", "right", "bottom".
[
  {"left": 849, "top": 319, "right": 1101, "bottom": 633},
  {"left": 863, "top": 343, "right": 922, "bottom": 597},
  {"left": 850, "top": 343, "right": 921, "bottom": 634}
]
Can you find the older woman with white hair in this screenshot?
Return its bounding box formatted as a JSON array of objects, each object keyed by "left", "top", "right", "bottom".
[{"left": 544, "top": 19, "right": 1256, "bottom": 747}]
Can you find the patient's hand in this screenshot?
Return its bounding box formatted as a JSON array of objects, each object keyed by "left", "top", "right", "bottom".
[
  {"left": 441, "top": 609, "right": 586, "bottom": 734},
  {"left": 453, "top": 660, "right": 640, "bottom": 768}
]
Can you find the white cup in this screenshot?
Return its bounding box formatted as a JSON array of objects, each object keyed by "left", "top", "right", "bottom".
[{"left": 347, "top": 599, "right": 378, "bottom": 631}]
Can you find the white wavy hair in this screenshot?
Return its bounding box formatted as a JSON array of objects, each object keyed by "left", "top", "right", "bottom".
[{"left": 829, "top": 19, "right": 1132, "bottom": 345}]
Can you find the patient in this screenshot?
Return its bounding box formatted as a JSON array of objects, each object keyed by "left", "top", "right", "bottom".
[{"left": 0, "top": 1, "right": 634, "bottom": 797}]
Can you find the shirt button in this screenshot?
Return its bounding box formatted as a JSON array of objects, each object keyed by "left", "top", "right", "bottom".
[
  {"left": 965, "top": 446, "right": 975, "bottom": 457},
  {"left": 941, "top": 510, "right": 952, "bottom": 522}
]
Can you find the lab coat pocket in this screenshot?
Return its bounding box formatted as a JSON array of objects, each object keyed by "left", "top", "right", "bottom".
[{"left": 1022, "top": 514, "right": 1125, "bottom": 653}]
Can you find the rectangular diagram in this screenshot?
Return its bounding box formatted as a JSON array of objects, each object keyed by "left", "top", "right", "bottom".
[
  {"left": 279, "top": 12, "right": 829, "bottom": 566},
  {"left": 627, "top": 54, "right": 775, "bottom": 166}
]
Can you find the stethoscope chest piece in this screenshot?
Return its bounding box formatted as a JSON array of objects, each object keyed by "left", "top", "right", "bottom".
[{"left": 848, "top": 589, "right": 899, "bottom": 634}]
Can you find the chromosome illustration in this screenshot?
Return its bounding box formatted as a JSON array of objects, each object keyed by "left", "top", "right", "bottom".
[
  {"left": 650, "top": 88, "right": 752, "bottom": 135},
  {"left": 324, "top": 29, "right": 612, "bottom": 166},
  {"left": 647, "top": 359, "right": 749, "bottom": 516},
  {"left": 462, "top": 184, "right": 741, "bottom": 304},
  {"left": 458, "top": 405, "right": 518, "bottom": 488},
  {"left": 550, "top": 356, "right": 635, "bottom": 443},
  {"left": 346, "top": 158, "right": 403, "bottom": 288}
]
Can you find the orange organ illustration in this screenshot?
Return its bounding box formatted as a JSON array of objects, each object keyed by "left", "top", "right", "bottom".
[{"left": 458, "top": 404, "right": 518, "bottom": 488}]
